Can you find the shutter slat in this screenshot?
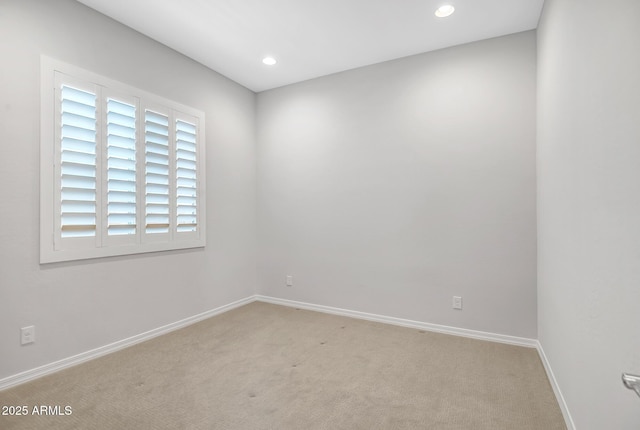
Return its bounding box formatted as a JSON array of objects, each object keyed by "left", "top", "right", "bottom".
[
  {"left": 61, "top": 151, "right": 95, "bottom": 165},
  {"left": 146, "top": 153, "right": 169, "bottom": 165},
  {"left": 61, "top": 225, "right": 96, "bottom": 231},
  {"left": 107, "top": 180, "right": 135, "bottom": 192},
  {"left": 62, "top": 112, "right": 97, "bottom": 130},
  {"left": 145, "top": 142, "right": 169, "bottom": 155},
  {"left": 61, "top": 86, "right": 96, "bottom": 104},
  {"left": 108, "top": 148, "right": 136, "bottom": 161},
  {"left": 61, "top": 204, "right": 96, "bottom": 214},
  {"left": 108, "top": 111, "right": 136, "bottom": 126},
  {"left": 61, "top": 124, "right": 97, "bottom": 141},
  {"left": 108, "top": 160, "right": 136, "bottom": 172},
  {"left": 60, "top": 100, "right": 96, "bottom": 119},
  {"left": 145, "top": 129, "right": 169, "bottom": 140},
  {"left": 108, "top": 99, "right": 135, "bottom": 116},
  {"left": 108, "top": 191, "right": 136, "bottom": 203},
  {"left": 145, "top": 111, "right": 169, "bottom": 125},
  {"left": 145, "top": 158, "right": 169, "bottom": 170},
  {"left": 176, "top": 150, "right": 196, "bottom": 161},
  {"left": 108, "top": 135, "right": 136, "bottom": 150},
  {"left": 61, "top": 137, "right": 97, "bottom": 153}
]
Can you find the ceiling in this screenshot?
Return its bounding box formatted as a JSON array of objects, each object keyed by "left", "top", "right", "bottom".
[{"left": 76, "top": 0, "right": 544, "bottom": 92}]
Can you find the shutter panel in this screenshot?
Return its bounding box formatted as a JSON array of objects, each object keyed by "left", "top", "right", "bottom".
[
  {"left": 106, "top": 98, "right": 137, "bottom": 236},
  {"left": 43, "top": 60, "right": 206, "bottom": 263},
  {"left": 175, "top": 119, "right": 198, "bottom": 233},
  {"left": 60, "top": 85, "right": 97, "bottom": 238},
  {"left": 144, "top": 109, "right": 170, "bottom": 234}
]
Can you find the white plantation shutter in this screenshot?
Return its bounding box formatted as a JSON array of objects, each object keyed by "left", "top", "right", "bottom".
[
  {"left": 42, "top": 59, "right": 205, "bottom": 263},
  {"left": 106, "top": 97, "right": 137, "bottom": 237},
  {"left": 144, "top": 109, "right": 171, "bottom": 235},
  {"left": 59, "top": 84, "right": 98, "bottom": 238},
  {"left": 175, "top": 117, "right": 198, "bottom": 233}
]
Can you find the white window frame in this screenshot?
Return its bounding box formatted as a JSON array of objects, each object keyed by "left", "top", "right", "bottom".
[{"left": 40, "top": 56, "right": 206, "bottom": 263}]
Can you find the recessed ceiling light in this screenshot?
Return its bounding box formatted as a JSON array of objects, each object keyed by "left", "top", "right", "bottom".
[
  {"left": 262, "top": 57, "right": 277, "bottom": 66},
  {"left": 435, "top": 5, "right": 455, "bottom": 18}
]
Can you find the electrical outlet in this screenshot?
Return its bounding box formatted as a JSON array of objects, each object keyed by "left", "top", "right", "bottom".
[
  {"left": 453, "top": 296, "right": 463, "bottom": 310},
  {"left": 286, "top": 275, "right": 293, "bottom": 287},
  {"left": 21, "top": 326, "right": 35, "bottom": 345}
]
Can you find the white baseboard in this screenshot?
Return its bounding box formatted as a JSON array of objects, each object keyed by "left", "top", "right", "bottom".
[
  {"left": 0, "top": 295, "right": 255, "bottom": 392},
  {"left": 255, "top": 295, "right": 538, "bottom": 348},
  {"left": 257, "top": 295, "right": 576, "bottom": 429},
  {"left": 536, "top": 341, "right": 576, "bottom": 430},
  {"left": 1, "top": 293, "right": 574, "bottom": 430}
]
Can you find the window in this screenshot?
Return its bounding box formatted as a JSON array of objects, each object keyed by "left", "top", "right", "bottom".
[{"left": 40, "top": 57, "right": 205, "bottom": 263}]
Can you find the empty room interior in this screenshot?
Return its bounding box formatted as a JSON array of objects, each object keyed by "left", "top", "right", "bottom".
[{"left": 0, "top": 0, "right": 639, "bottom": 428}]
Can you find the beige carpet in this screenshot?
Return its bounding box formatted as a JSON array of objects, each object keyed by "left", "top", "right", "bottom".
[{"left": 0, "top": 302, "right": 565, "bottom": 429}]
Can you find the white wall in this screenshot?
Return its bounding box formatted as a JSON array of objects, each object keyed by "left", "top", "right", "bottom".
[
  {"left": 257, "top": 32, "right": 538, "bottom": 338},
  {"left": 537, "top": 0, "right": 640, "bottom": 428},
  {"left": 0, "top": 0, "right": 257, "bottom": 379},
  {"left": 11, "top": 5, "right": 637, "bottom": 427}
]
